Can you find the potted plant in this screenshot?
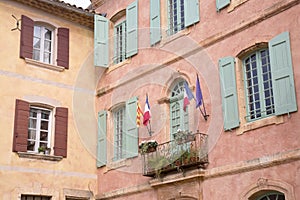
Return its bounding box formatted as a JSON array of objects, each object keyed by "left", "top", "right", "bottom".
[
  {"left": 139, "top": 140, "right": 158, "bottom": 154},
  {"left": 45, "top": 147, "right": 51, "bottom": 155},
  {"left": 38, "top": 146, "right": 45, "bottom": 154},
  {"left": 173, "top": 130, "right": 194, "bottom": 144}
]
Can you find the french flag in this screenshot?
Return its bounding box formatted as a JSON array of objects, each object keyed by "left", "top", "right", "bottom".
[
  {"left": 143, "top": 95, "right": 151, "bottom": 126},
  {"left": 183, "top": 81, "right": 194, "bottom": 112}
]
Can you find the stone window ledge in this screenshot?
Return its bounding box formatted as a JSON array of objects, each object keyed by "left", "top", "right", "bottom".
[
  {"left": 25, "top": 58, "right": 65, "bottom": 72},
  {"left": 17, "top": 152, "right": 63, "bottom": 161}
]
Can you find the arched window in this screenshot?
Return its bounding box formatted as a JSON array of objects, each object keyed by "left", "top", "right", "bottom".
[
  {"left": 170, "top": 80, "right": 189, "bottom": 139},
  {"left": 256, "top": 192, "right": 285, "bottom": 200}
]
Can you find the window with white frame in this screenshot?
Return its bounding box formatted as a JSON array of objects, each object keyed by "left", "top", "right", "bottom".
[
  {"left": 243, "top": 49, "right": 275, "bottom": 121},
  {"left": 114, "top": 21, "right": 127, "bottom": 64},
  {"left": 33, "top": 25, "right": 54, "bottom": 64},
  {"left": 167, "top": 0, "right": 185, "bottom": 35},
  {"left": 170, "top": 80, "right": 189, "bottom": 139},
  {"left": 113, "top": 106, "right": 125, "bottom": 160},
  {"left": 21, "top": 195, "right": 51, "bottom": 200},
  {"left": 255, "top": 192, "right": 285, "bottom": 200},
  {"left": 27, "top": 107, "right": 52, "bottom": 153}
]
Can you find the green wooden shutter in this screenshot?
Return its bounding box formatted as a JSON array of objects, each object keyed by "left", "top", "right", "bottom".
[
  {"left": 150, "top": 0, "right": 161, "bottom": 45},
  {"left": 219, "top": 57, "right": 240, "bottom": 130},
  {"left": 184, "top": 0, "right": 200, "bottom": 27},
  {"left": 125, "top": 97, "right": 138, "bottom": 158},
  {"left": 126, "top": 0, "right": 138, "bottom": 57},
  {"left": 269, "top": 32, "right": 297, "bottom": 115},
  {"left": 97, "top": 111, "right": 107, "bottom": 167},
  {"left": 216, "top": 0, "right": 230, "bottom": 11},
  {"left": 94, "top": 14, "right": 109, "bottom": 67}
]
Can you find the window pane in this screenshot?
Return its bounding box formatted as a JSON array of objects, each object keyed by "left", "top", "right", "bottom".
[
  {"left": 43, "top": 52, "right": 51, "bottom": 64},
  {"left": 44, "top": 28, "right": 52, "bottom": 40},
  {"left": 33, "top": 38, "right": 41, "bottom": 49},
  {"left": 34, "top": 26, "right": 41, "bottom": 37}
]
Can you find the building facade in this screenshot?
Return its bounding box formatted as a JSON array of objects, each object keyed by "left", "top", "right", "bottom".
[
  {"left": 93, "top": 0, "right": 300, "bottom": 199},
  {"left": 0, "top": 0, "right": 98, "bottom": 199}
]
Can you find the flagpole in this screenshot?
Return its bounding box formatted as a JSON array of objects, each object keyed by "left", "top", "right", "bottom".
[{"left": 196, "top": 73, "right": 209, "bottom": 121}]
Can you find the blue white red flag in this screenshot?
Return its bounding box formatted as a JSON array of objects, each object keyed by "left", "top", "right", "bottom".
[
  {"left": 183, "top": 81, "right": 194, "bottom": 111},
  {"left": 143, "top": 95, "right": 151, "bottom": 126}
]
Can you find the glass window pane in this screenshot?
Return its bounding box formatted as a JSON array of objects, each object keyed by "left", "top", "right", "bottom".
[
  {"left": 34, "top": 26, "right": 41, "bottom": 37},
  {"left": 44, "top": 28, "right": 52, "bottom": 40},
  {"left": 33, "top": 38, "right": 41, "bottom": 49}
]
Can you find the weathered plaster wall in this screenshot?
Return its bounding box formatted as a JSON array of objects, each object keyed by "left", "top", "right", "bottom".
[
  {"left": 93, "top": 0, "right": 300, "bottom": 199},
  {"left": 0, "top": 1, "right": 98, "bottom": 199}
]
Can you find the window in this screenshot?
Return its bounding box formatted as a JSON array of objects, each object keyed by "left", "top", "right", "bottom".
[
  {"left": 170, "top": 80, "right": 189, "bottom": 139},
  {"left": 113, "top": 106, "right": 125, "bottom": 160},
  {"left": 167, "top": 0, "right": 185, "bottom": 35},
  {"left": 149, "top": 0, "right": 199, "bottom": 43},
  {"left": 256, "top": 192, "right": 285, "bottom": 200},
  {"left": 219, "top": 32, "right": 297, "bottom": 131},
  {"left": 113, "top": 21, "right": 127, "bottom": 64},
  {"left": 27, "top": 107, "right": 52, "bottom": 152},
  {"left": 243, "top": 49, "right": 275, "bottom": 121},
  {"left": 20, "top": 15, "right": 69, "bottom": 69},
  {"left": 97, "top": 97, "right": 138, "bottom": 166},
  {"left": 216, "top": 0, "right": 231, "bottom": 11},
  {"left": 21, "top": 195, "right": 51, "bottom": 200},
  {"left": 33, "top": 25, "right": 53, "bottom": 64},
  {"left": 13, "top": 99, "right": 68, "bottom": 157},
  {"left": 94, "top": 0, "right": 138, "bottom": 67}
]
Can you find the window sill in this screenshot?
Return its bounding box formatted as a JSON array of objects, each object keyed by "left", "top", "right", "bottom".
[
  {"left": 227, "top": 0, "right": 249, "bottom": 12},
  {"left": 25, "top": 58, "right": 65, "bottom": 72},
  {"left": 17, "top": 152, "right": 63, "bottom": 161},
  {"left": 104, "top": 158, "right": 132, "bottom": 173},
  {"left": 159, "top": 28, "right": 191, "bottom": 48},
  {"left": 106, "top": 58, "right": 131, "bottom": 74},
  {"left": 237, "top": 115, "right": 284, "bottom": 135}
]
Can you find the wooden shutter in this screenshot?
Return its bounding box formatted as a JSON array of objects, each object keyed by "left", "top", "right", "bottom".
[
  {"left": 57, "top": 28, "right": 69, "bottom": 69},
  {"left": 219, "top": 57, "right": 240, "bottom": 130},
  {"left": 126, "top": 0, "right": 138, "bottom": 57},
  {"left": 184, "top": 0, "right": 200, "bottom": 27},
  {"left": 125, "top": 97, "right": 138, "bottom": 158},
  {"left": 94, "top": 14, "right": 109, "bottom": 67},
  {"left": 97, "top": 111, "right": 107, "bottom": 167},
  {"left": 54, "top": 107, "right": 68, "bottom": 157},
  {"left": 150, "top": 0, "right": 161, "bottom": 45},
  {"left": 269, "top": 32, "right": 297, "bottom": 115},
  {"left": 216, "top": 0, "right": 230, "bottom": 11},
  {"left": 13, "top": 99, "right": 29, "bottom": 152},
  {"left": 169, "top": 95, "right": 187, "bottom": 139},
  {"left": 20, "top": 15, "right": 34, "bottom": 59}
]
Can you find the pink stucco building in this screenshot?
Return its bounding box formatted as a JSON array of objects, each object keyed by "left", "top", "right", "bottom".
[{"left": 93, "top": 0, "right": 300, "bottom": 199}]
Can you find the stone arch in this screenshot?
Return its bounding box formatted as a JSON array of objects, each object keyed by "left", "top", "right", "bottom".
[{"left": 240, "top": 178, "right": 295, "bottom": 200}]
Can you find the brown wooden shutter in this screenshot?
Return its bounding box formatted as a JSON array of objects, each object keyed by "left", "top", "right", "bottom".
[
  {"left": 13, "top": 99, "right": 29, "bottom": 152},
  {"left": 54, "top": 107, "right": 68, "bottom": 157},
  {"left": 57, "top": 28, "right": 69, "bottom": 69},
  {"left": 20, "top": 15, "right": 34, "bottom": 59}
]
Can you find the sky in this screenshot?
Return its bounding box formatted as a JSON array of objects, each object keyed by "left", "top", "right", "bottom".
[{"left": 62, "top": 0, "right": 91, "bottom": 9}]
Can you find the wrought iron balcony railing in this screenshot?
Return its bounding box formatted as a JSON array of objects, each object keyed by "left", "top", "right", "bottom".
[{"left": 141, "top": 132, "right": 208, "bottom": 177}]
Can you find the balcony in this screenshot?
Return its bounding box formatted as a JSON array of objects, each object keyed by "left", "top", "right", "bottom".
[{"left": 141, "top": 131, "right": 208, "bottom": 177}]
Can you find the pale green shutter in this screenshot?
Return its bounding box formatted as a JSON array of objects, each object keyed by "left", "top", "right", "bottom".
[
  {"left": 126, "top": 0, "right": 138, "bottom": 57},
  {"left": 125, "top": 97, "right": 138, "bottom": 158},
  {"left": 216, "top": 0, "right": 230, "bottom": 11},
  {"left": 97, "top": 111, "right": 107, "bottom": 167},
  {"left": 150, "top": 0, "right": 161, "bottom": 45},
  {"left": 170, "top": 95, "right": 187, "bottom": 139},
  {"left": 184, "top": 0, "right": 200, "bottom": 27},
  {"left": 94, "top": 15, "right": 109, "bottom": 67},
  {"left": 219, "top": 57, "right": 240, "bottom": 130},
  {"left": 269, "top": 32, "right": 297, "bottom": 115}
]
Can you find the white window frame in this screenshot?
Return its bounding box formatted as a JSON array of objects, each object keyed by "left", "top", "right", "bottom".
[
  {"left": 113, "top": 20, "right": 127, "bottom": 64},
  {"left": 113, "top": 106, "right": 125, "bottom": 160},
  {"left": 27, "top": 106, "right": 52, "bottom": 153},
  {"left": 33, "top": 24, "right": 54, "bottom": 65},
  {"left": 243, "top": 49, "right": 275, "bottom": 121},
  {"left": 167, "top": 0, "right": 185, "bottom": 36}
]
